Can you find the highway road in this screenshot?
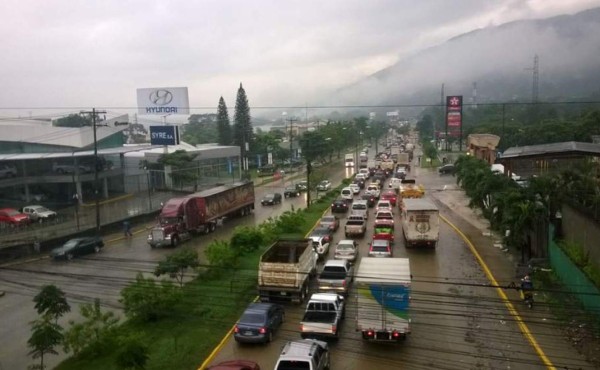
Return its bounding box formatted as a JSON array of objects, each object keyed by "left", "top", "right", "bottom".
[
  {"left": 0, "top": 162, "right": 352, "bottom": 370},
  {"left": 206, "top": 155, "right": 595, "bottom": 370}
]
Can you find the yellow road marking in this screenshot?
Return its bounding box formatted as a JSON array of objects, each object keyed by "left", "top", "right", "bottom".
[{"left": 440, "top": 214, "right": 556, "bottom": 369}]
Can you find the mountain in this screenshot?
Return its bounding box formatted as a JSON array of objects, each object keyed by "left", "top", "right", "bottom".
[{"left": 336, "top": 7, "right": 600, "bottom": 107}]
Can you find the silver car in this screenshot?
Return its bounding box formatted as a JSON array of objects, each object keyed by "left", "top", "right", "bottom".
[{"left": 334, "top": 239, "right": 358, "bottom": 263}]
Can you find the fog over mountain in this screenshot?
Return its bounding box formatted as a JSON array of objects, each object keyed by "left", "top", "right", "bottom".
[{"left": 335, "top": 7, "right": 600, "bottom": 108}]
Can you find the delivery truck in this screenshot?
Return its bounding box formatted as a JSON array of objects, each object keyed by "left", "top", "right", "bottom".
[
  {"left": 147, "top": 182, "right": 255, "bottom": 248},
  {"left": 401, "top": 198, "right": 439, "bottom": 248},
  {"left": 356, "top": 258, "right": 411, "bottom": 342},
  {"left": 258, "top": 239, "right": 318, "bottom": 304}
]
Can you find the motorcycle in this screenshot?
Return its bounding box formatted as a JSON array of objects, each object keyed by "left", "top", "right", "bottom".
[{"left": 520, "top": 289, "right": 534, "bottom": 309}]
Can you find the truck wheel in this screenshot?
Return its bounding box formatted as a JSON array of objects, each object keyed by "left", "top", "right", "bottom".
[
  {"left": 171, "top": 237, "right": 179, "bottom": 248},
  {"left": 240, "top": 207, "right": 246, "bottom": 216},
  {"left": 66, "top": 253, "right": 74, "bottom": 261},
  {"left": 209, "top": 222, "right": 216, "bottom": 232},
  {"left": 94, "top": 245, "right": 101, "bottom": 253},
  {"left": 267, "top": 331, "right": 273, "bottom": 343}
]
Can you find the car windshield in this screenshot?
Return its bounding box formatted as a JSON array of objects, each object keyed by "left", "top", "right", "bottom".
[
  {"left": 276, "top": 361, "right": 311, "bottom": 370},
  {"left": 337, "top": 243, "right": 354, "bottom": 250},
  {"left": 64, "top": 240, "right": 79, "bottom": 248},
  {"left": 265, "top": 194, "right": 275, "bottom": 199},
  {"left": 161, "top": 217, "right": 180, "bottom": 225},
  {"left": 34, "top": 207, "right": 49, "bottom": 212},
  {"left": 239, "top": 312, "right": 265, "bottom": 324}
]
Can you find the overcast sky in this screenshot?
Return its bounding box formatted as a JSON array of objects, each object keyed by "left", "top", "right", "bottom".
[{"left": 1, "top": 0, "right": 599, "bottom": 119}]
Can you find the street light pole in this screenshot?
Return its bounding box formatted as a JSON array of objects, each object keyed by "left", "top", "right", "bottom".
[{"left": 81, "top": 108, "right": 106, "bottom": 232}]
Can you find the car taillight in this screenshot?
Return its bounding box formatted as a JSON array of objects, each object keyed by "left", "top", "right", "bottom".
[
  {"left": 234, "top": 326, "right": 239, "bottom": 333},
  {"left": 259, "top": 327, "right": 267, "bottom": 334},
  {"left": 332, "top": 325, "right": 337, "bottom": 334},
  {"left": 393, "top": 331, "right": 400, "bottom": 338},
  {"left": 342, "top": 280, "right": 346, "bottom": 287},
  {"left": 366, "top": 330, "right": 374, "bottom": 337}
]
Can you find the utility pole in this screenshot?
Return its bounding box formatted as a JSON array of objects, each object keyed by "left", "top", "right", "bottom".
[
  {"left": 441, "top": 83, "right": 446, "bottom": 151},
  {"left": 286, "top": 118, "right": 297, "bottom": 170},
  {"left": 81, "top": 108, "right": 107, "bottom": 232}
]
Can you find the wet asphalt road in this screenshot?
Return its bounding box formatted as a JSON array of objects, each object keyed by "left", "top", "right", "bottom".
[{"left": 0, "top": 164, "right": 350, "bottom": 370}]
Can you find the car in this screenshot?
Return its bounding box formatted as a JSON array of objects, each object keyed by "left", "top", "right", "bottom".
[
  {"left": 368, "top": 239, "right": 393, "bottom": 257},
  {"left": 361, "top": 193, "right": 376, "bottom": 207},
  {"left": 350, "top": 200, "right": 369, "bottom": 219},
  {"left": 207, "top": 360, "right": 261, "bottom": 370},
  {"left": 438, "top": 163, "right": 456, "bottom": 175},
  {"left": 50, "top": 236, "right": 104, "bottom": 260},
  {"left": 375, "top": 210, "right": 394, "bottom": 223},
  {"left": 352, "top": 178, "right": 365, "bottom": 189},
  {"left": 319, "top": 215, "right": 340, "bottom": 231},
  {"left": 296, "top": 181, "right": 308, "bottom": 192},
  {"left": 0, "top": 208, "right": 30, "bottom": 226},
  {"left": 334, "top": 239, "right": 358, "bottom": 263},
  {"left": 310, "top": 226, "right": 334, "bottom": 244},
  {"left": 283, "top": 185, "right": 301, "bottom": 198},
  {"left": 261, "top": 193, "right": 282, "bottom": 206},
  {"left": 257, "top": 165, "right": 277, "bottom": 177},
  {"left": 274, "top": 339, "right": 330, "bottom": 370},
  {"left": 331, "top": 199, "right": 349, "bottom": 213},
  {"left": 233, "top": 302, "right": 284, "bottom": 344},
  {"left": 310, "top": 236, "right": 331, "bottom": 259},
  {"left": 365, "top": 184, "right": 380, "bottom": 198},
  {"left": 380, "top": 190, "right": 398, "bottom": 206},
  {"left": 21, "top": 205, "right": 58, "bottom": 223},
  {"left": 349, "top": 183, "right": 361, "bottom": 195},
  {"left": 340, "top": 187, "right": 353, "bottom": 201},
  {"left": 316, "top": 180, "right": 332, "bottom": 191}
]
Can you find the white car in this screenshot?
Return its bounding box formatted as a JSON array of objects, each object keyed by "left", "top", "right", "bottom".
[
  {"left": 22, "top": 205, "right": 58, "bottom": 222},
  {"left": 334, "top": 239, "right": 358, "bottom": 263},
  {"left": 340, "top": 187, "right": 353, "bottom": 201},
  {"left": 316, "top": 180, "right": 332, "bottom": 191},
  {"left": 376, "top": 200, "right": 393, "bottom": 213},
  {"left": 365, "top": 184, "right": 380, "bottom": 198},
  {"left": 349, "top": 183, "right": 361, "bottom": 195}
]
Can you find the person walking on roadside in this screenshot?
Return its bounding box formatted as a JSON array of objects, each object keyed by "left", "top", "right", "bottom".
[{"left": 123, "top": 220, "right": 133, "bottom": 238}]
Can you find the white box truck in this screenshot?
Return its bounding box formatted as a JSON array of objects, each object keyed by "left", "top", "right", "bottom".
[
  {"left": 356, "top": 258, "right": 411, "bottom": 342},
  {"left": 401, "top": 198, "right": 439, "bottom": 248},
  {"left": 345, "top": 153, "right": 355, "bottom": 168}
]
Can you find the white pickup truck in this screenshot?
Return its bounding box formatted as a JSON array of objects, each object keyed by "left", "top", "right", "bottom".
[{"left": 300, "top": 293, "right": 346, "bottom": 340}]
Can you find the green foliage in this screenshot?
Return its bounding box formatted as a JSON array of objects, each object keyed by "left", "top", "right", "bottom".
[
  {"left": 417, "top": 114, "right": 434, "bottom": 140},
  {"left": 422, "top": 140, "right": 438, "bottom": 162},
  {"left": 230, "top": 226, "right": 265, "bottom": 255},
  {"left": 120, "top": 273, "right": 182, "bottom": 322},
  {"left": 115, "top": 334, "right": 149, "bottom": 370},
  {"left": 62, "top": 299, "right": 119, "bottom": 357},
  {"left": 28, "top": 317, "right": 64, "bottom": 370},
  {"left": 216, "top": 97, "right": 232, "bottom": 145},
  {"left": 205, "top": 240, "right": 239, "bottom": 270},
  {"left": 233, "top": 83, "right": 253, "bottom": 151},
  {"left": 54, "top": 114, "right": 92, "bottom": 128},
  {"left": 158, "top": 150, "right": 199, "bottom": 187},
  {"left": 154, "top": 248, "right": 200, "bottom": 287},
  {"left": 181, "top": 114, "right": 218, "bottom": 144},
  {"left": 33, "top": 285, "right": 71, "bottom": 324}
]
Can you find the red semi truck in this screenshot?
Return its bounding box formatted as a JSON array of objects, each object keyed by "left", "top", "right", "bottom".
[{"left": 147, "top": 182, "right": 255, "bottom": 248}]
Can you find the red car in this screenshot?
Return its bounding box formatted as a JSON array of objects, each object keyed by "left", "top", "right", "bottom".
[
  {"left": 380, "top": 190, "right": 398, "bottom": 206},
  {"left": 207, "top": 360, "right": 260, "bottom": 370},
  {"left": 0, "top": 208, "right": 30, "bottom": 226}
]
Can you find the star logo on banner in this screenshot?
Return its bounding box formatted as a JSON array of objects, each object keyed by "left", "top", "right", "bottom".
[{"left": 450, "top": 97, "right": 460, "bottom": 106}]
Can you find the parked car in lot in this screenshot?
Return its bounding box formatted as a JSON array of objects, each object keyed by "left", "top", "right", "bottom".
[
  {"left": 316, "top": 180, "right": 332, "bottom": 191},
  {"left": 22, "top": 205, "right": 57, "bottom": 222},
  {"left": 207, "top": 360, "right": 261, "bottom": 370},
  {"left": 51, "top": 236, "right": 104, "bottom": 260},
  {"left": 331, "top": 199, "right": 349, "bottom": 213},
  {"left": 438, "top": 163, "right": 456, "bottom": 175},
  {"left": 0, "top": 208, "right": 30, "bottom": 226},
  {"left": 0, "top": 165, "right": 17, "bottom": 178},
  {"left": 234, "top": 302, "right": 284, "bottom": 344},
  {"left": 334, "top": 239, "right": 358, "bottom": 263},
  {"left": 319, "top": 215, "right": 339, "bottom": 231},
  {"left": 284, "top": 185, "right": 301, "bottom": 198},
  {"left": 261, "top": 193, "right": 282, "bottom": 206}
]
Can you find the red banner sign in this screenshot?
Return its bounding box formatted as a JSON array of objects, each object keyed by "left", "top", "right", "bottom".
[{"left": 446, "top": 95, "right": 463, "bottom": 129}]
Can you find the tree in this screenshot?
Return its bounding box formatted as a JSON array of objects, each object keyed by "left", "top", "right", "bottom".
[
  {"left": 233, "top": 83, "right": 253, "bottom": 162},
  {"left": 216, "top": 96, "right": 233, "bottom": 145},
  {"left": 181, "top": 114, "right": 219, "bottom": 144},
  {"left": 204, "top": 240, "right": 239, "bottom": 271},
  {"left": 115, "top": 335, "right": 149, "bottom": 370},
  {"left": 299, "top": 131, "right": 331, "bottom": 207},
  {"left": 120, "top": 273, "right": 181, "bottom": 322},
  {"left": 33, "top": 285, "right": 70, "bottom": 324},
  {"left": 158, "top": 150, "right": 199, "bottom": 188},
  {"left": 62, "top": 298, "right": 120, "bottom": 356},
  {"left": 154, "top": 248, "right": 200, "bottom": 287},
  {"left": 53, "top": 114, "right": 92, "bottom": 128},
  {"left": 28, "top": 317, "right": 63, "bottom": 370}
]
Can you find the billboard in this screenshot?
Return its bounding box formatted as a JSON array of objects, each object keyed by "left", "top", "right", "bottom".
[
  {"left": 150, "top": 126, "right": 180, "bottom": 145},
  {"left": 137, "top": 87, "right": 190, "bottom": 115},
  {"left": 446, "top": 95, "right": 462, "bottom": 128}
]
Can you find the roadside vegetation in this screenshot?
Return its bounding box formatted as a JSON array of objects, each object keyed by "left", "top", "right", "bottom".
[{"left": 45, "top": 181, "right": 348, "bottom": 370}]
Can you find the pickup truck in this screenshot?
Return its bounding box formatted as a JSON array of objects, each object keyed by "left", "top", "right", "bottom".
[
  {"left": 300, "top": 293, "right": 346, "bottom": 340},
  {"left": 317, "top": 259, "right": 353, "bottom": 296},
  {"left": 344, "top": 215, "right": 366, "bottom": 237}
]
